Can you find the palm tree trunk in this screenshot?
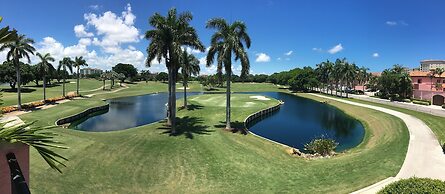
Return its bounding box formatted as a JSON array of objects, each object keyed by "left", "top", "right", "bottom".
[
  {"left": 103, "top": 80, "right": 105, "bottom": 90},
  {"left": 62, "top": 74, "right": 66, "bottom": 97},
  {"left": 184, "top": 81, "right": 187, "bottom": 108},
  {"left": 226, "top": 70, "right": 231, "bottom": 130},
  {"left": 77, "top": 67, "right": 80, "bottom": 95},
  {"left": 43, "top": 76, "right": 46, "bottom": 101},
  {"left": 170, "top": 69, "right": 177, "bottom": 134},
  {"left": 15, "top": 58, "right": 22, "bottom": 110},
  {"left": 166, "top": 68, "right": 172, "bottom": 126}
]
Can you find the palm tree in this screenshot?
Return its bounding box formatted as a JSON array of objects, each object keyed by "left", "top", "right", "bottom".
[
  {"left": 145, "top": 8, "right": 204, "bottom": 133},
  {"left": 206, "top": 18, "right": 251, "bottom": 130},
  {"left": 324, "top": 60, "right": 334, "bottom": 95},
  {"left": 57, "top": 57, "right": 74, "bottom": 97},
  {"left": 100, "top": 72, "right": 108, "bottom": 90},
  {"left": 358, "top": 66, "right": 370, "bottom": 93},
  {"left": 333, "top": 59, "right": 344, "bottom": 97},
  {"left": 343, "top": 61, "right": 358, "bottom": 98},
  {"left": 180, "top": 50, "right": 200, "bottom": 108},
  {"left": 0, "top": 34, "right": 35, "bottom": 110},
  {"left": 73, "top": 56, "right": 88, "bottom": 95},
  {"left": 0, "top": 22, "right": 17, "bottom": 44},
  {"left": 36, "top": 53, "right": 55, "bottom": 101}
]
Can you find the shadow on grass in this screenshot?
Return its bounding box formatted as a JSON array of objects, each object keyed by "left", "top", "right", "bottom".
[
  {"left": 1, "top": 87, "right": 36, "bottom": 93},
  {"left": 214, "top": 121, "right": 248, "bottom": 135},
  {"left": 158, "top": 116, "right": 213, "bottom": 139},
  {"left": 178, "top": 104, "right": 204, "bottom": 111},
  {"left": 204, "top": 88, "right": 219, "bottom": 91},
  {"left": 28, "top": 84, "right": 61, "bottom": 88}
]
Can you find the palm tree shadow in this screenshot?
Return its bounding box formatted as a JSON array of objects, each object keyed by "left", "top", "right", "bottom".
[
  {"left": 214, "top": 121, "right": 248, "bottom": 135},
  {"left": 178, "top": 104, "right": 204, "bottom": 111},
  {"left": 158, "top": 116, "right": 213, "bottom": 139}
]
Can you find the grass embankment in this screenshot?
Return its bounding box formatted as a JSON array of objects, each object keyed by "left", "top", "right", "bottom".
[
  {"left": 0, "top": 79, "right": 103, "bottom": 107},
  {"left": 18, "top": 83, "right": 408, "bottom": 193}
]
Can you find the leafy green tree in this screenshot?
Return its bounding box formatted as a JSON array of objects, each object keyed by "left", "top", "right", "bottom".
[
  {"left": 180, "top": 50, "right": 200, "bottom": 108},
  {"left": 57, "top": 57, "right": 74, "bottom": 96},
  {"left": 140, "top": 70, "right": 151, "bottom": 83},
  {"left": 73, "top": 56, "right": 88, "bottom": 95},
  {"left": 0, "top": 34, "right": 35, "bottom": 110},
  {"left": 112, "top": 63, "right": 138, "bottom": 82},
  {"left": 145, "top": 8, "right": 204, "bottom": 133},
  {"left": 377, "top": 65, "right": 412, "bottom": 99},
  {"left": 357, "top": 66, "right": 370, "bottom": 93},
  {"left": 206, "top": 18, "right": 251, "bottom": 130},
  {"left": 155, "top": 72, "right": 168, "bottom": 82},
  {"left": 100, "top": 71, "right": 108, "bottom": 90},
  {"left": 36, "top": 52, "right": 55, "bottom": 101}
]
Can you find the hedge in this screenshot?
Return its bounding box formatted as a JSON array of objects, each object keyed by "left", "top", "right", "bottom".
[
  {"left": 379, "top": 177, "right": 445, "bottom": 194},
  {"left": 413, "top": 100, "right": 431, "bottom": 106}
]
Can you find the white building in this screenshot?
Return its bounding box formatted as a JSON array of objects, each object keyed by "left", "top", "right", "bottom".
[
  {"left": 80, "top": 68, "right": 103, "bottom": 76},
  {"left": 420, "top": 60, "right": 445, "bottom": 72}
]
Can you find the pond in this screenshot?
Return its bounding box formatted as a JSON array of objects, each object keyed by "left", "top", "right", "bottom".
[
  {"left": 69, "top": 92, "right": 202, "bottom": 132},
  {"left": 244, "top": 92, "right": 365, "bottom": 152},
  {"left": 70, "top": 92, "right": 364, "bottom": 151}
]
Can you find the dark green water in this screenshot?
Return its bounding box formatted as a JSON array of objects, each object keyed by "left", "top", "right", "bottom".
[{"left": 71, "top": 92, "right": 364, "bottom": 151}]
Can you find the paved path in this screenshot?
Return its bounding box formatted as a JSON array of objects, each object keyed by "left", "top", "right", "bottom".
[
  {"left": 350, "top": 94, "right": 445, "bottom": 118},
  {"left": 309, "top": 93, "right": 445, "bottom": 194}
]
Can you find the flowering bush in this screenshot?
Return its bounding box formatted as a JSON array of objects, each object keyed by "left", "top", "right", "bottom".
[{"left": 1, "top": 94, "right": 79, "bottom": 113}]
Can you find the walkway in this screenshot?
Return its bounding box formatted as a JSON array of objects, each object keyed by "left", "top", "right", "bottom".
[
  {"left": 308, "top": 93, "right": 445, "bottom": 194},
  {"left": 350, "top": 94, "right": 445, "bottom": 118}
]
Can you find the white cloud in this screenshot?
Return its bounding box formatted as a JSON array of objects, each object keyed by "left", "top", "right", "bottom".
[
  {"left": 84, "top": 3, "right": 139, "bottom": 53},
  {"left": 312, "top": 47, "right": 323, "bottom": 52},
  {"left": 284, "top": 50, "right": 293, "bottom": 56},
  {"left": 372, "top": 53, "right": 379, "bottom": 58},
  {"left": 74, "top": 24, "right": 94, "bottom": 37},
  {"left": 328, "top": 44, "right": 343, "bottom": 54},
  {"left": 182, "top": 46, "right": 203, "bottom": 54},
  {"left": 277, "top": 57, "right": 281, "bottom": 61},
  {"left": 386, "top": 21, "right": 397, "bottom": 26},
  {"left": 255, "top": 53, "right": 271, "bottom": 62},
  {"left": 89, "top": 5, "right": 101, "bottom": 10}
]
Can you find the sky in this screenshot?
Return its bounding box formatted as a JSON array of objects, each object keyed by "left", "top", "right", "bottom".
[{"left": 1, "top": 0, "right": 445, "bottom": 75}]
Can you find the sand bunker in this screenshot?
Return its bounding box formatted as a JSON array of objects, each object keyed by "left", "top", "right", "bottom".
[{"left": 249, "top": 95, "right": 270, "bottom": 101}]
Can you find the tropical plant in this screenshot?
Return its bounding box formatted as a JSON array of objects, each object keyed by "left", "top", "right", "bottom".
[
  {"left": 57, "top": 57, "right": 74, "bottom": 96},
  {"left": 0, "top": 34, "right": 36, "bottom": 110},
  {"left": 0, "top": 17, "right": 17, "bottom": 45},
  {"left": 117, "top": 73, "right": 125, "bottom": 86},
  {"left": 304, "top": 136, "right": 338, "bottom": 156},
  {"left": 378, "top": 177, "right": 445, "bottom": 194},
  {"left": 435, "top": 68, "right": 445, "bottom": 92},
  {"left": 145, "top": 8, "right": 204, "bottom": 133},
  {"left": 36, "top": 53, "right": 55, "bottom": 101},
  {"left": 100, "top": 71, "right": 108, "bottom": 90},
  {"left": 206, "top": 18, "right": 251, "bottom": 130},
  {"left": 112, "top": 63, "right": 137, "bottom": 82},
  {"left": 180, "top": 50, "right": 200, "bottom": 108},
  {"left": 73, "top": 56, "right": 88, "bottom": 95},
  {"left": 0, "top": 122, "right": 68, "bottom": 173}
]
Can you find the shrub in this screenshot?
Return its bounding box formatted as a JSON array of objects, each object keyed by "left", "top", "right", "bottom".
[
  {"left": 413, "top": 100, "right": 431, "bottom": 106},
  {"left": 402, "top": 98, "right": 411, "bottom": 103},
  {"left": 1, "top": 106, "right": 18, "bottom": 113},
  {"left": 379, "top": 177, "right": 445, "bottom": 194},
  {"left": 304, "top": 136, "right": 338, "bottom": 156}
]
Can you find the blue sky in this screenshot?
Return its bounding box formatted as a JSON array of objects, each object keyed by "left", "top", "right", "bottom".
[{"left": 1, "top": 0, "right": 444, "bottom": 75}]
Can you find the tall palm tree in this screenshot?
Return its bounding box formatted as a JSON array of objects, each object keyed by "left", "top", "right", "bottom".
[
  {"left": 145, "top": 8, "right": 204, "bottom": 133},
  {"left": 333, "top": 58, "right": 344, "bottom": 97},
  {"left": 180, "top": 50, "right": 200, "bottom": 108},
  {"left": 206, "top": 18, "right": 251, "bottom": 130},
  {"left": 58, "top": 57, "right": 74, "bottom": 97},
  {"left": 73, "top": 56, "right": 88, "bottom": 95},
  {"left": 324, "top": 60, "right": 334, "bottom": 95},
  {"left": 36, "top": 53, "right": 55, "bottom": 101},
  {"left": 343, "top": 61, "right": 358, "bottom": 98},
  {"left": 0, "top": 34, "right": 35, "bottom": 110},
  {"left": 358, "top": 66, "right": 370, "bottom": 93},
  {"left": 0, "top": 23, "right": 17, "bottom": 44}
]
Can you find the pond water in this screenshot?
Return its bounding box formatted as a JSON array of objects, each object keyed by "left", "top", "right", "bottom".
[
  {"left": 244, "top": 92, "right": 365, "bottom": 151},
  {"left": 70, "top": 92, "right": 364, "bottom": 151}
]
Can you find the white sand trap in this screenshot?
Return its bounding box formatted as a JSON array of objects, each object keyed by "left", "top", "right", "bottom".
[
  {"left": 177, "top": 87, "right": 190, "bottom": 90},
  {"left": 249, "top": 95, "right": 270, "bottom": 101},
  {"left": 69, "top": 81, "right": 76, "bottom": 83}
]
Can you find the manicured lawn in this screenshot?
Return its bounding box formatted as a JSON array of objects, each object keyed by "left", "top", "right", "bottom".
[
  {"left": 0, "top": 79, "right": 103, "bottom": 107},
  {"left": 17, "top": 83, "right": 408, "bottom": 193}
]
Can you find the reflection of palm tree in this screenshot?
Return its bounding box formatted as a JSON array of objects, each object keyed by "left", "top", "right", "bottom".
[{"left": 206, "top": 18, "right": 251, "bottom": 129}]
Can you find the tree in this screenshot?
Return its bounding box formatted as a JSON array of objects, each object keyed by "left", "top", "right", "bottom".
[
  {"left": 145, "top": 8, "right": 204, "bottom": 133},
  {"left": 206, "top": 18, "right": 251, "bottom": 130},
  {"left": 377, "top": 65, "right": 412, "bottom": 100},
  {"left": 112, "top": 63, "right": 138, "bottom": 82},
  {"left": 100, "top": 72, "right": 108, "bottom": 90},
  {"left": 0, "top": 61, "right": 33, "bottom": 89},
  {"left": 0, "top": 34, "right": 35, "bottom": 110},
  {"left": 58, "top": 57, "right": 74, "bottom": 97},
  {"left": 117, "top": 73, "right": 125, "bottom": 86},
  {"left": 180, "top": 50, "right": 200, "bottom": 108},
  {"left": 155, "top": 72, "right": 168, "bottom": 82},
  {"left": 36, "top": 53, "right": 55, "bottom": 101},
  {"left": 434, "top": 68, "right": 445, "bottom": 92},
  {"left": 0, "top": 17, "right": 17, "bottom": 45},
  {"left": 140, "top": 70, "right": 151, "bottom": 83},
  {"left": 343, "top": 61, "right": 358, "bottom": 98},
  {"left": 73, "top": 56, "right": 88, "bottom": 95}
]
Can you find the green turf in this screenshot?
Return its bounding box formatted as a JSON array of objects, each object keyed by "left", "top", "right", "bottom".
[
  {"left": 0, "top": 79, "right": 103, "bottom": 107},
  {"left": 15, "top": 82, "right": 409, "bottom": 193}
]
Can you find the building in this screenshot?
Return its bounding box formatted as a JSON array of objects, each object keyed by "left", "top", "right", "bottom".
[
  {"left": 420, "top": 60, "right": 445, "bottom": 72},
  {"left": 410, "top": 71, "right": 445, "bottom": 105},
  {"left": 80, "top": 68, "right": 103, "bottom": 77}
]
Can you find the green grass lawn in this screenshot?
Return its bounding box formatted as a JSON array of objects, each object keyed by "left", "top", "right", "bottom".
[
  {"left": 1, "top": 79, "right": 103, "bottom": 107},
  {"left": 16, "top": 82, "right": 409, "bottom": 193}
]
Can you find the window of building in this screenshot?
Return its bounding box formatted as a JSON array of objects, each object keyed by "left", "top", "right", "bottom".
[{"left": 418, "top": 79, "right": 422, "bottom": 84}]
